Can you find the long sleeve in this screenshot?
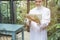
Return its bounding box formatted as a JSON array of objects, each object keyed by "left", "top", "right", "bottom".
[{"left": 40, "top": 9, "right": 51, "bottom": 29}]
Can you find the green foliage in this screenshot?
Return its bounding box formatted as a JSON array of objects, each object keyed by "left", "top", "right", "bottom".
[
  {"left": 16, "top": 1, "right": 27, "bottom": 24},
  {"left": 46, "top": 0, "right": 60, "bottom": 39},
  {"left": 30, "top": 1, "right": 35, "bottom": 9},
  {"left": 48, "top": 24, "right": 60, "bottom": 40}
]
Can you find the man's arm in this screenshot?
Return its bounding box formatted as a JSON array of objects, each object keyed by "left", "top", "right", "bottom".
[{"left": 40, "top": 9, "right": 51, "bottom": 31}]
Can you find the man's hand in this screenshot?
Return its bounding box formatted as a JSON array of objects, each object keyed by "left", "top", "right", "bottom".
[
  {"left": 40, "top": 24, "right": 48, "bottom": 32},
  {"left": 40, "top": 26, "right": 47, "bottom": 32}
]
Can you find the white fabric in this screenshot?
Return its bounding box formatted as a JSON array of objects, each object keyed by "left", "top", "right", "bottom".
[{"left": 28, "top": 6, "right": 50, "bottom": 40}]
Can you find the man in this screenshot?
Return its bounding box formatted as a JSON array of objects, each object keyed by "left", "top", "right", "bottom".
[{"left": 26, "top": 0, "right": 51, "bottom": 40}]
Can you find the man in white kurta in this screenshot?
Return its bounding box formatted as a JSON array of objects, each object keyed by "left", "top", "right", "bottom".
[{"left": 26, "top": 0, "right": 50, "bottom": 40}]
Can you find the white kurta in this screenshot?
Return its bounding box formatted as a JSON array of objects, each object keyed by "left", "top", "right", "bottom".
[{"left": 27, "top": 6, "right": 50, "bottom": 40}]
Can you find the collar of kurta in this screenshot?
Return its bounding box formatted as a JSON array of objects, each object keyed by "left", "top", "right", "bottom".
[{"left": 36, "top": 6, "right": 43, "bottom": 10}]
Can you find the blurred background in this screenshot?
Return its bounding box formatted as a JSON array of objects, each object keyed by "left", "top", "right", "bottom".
[{"left": 0, "top": 0, "right": 60, "bottom": 40}]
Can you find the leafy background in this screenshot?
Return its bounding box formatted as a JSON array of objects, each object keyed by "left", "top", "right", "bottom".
[{"left": 0, "top": 0, "right": 60, "bottom": 40}]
